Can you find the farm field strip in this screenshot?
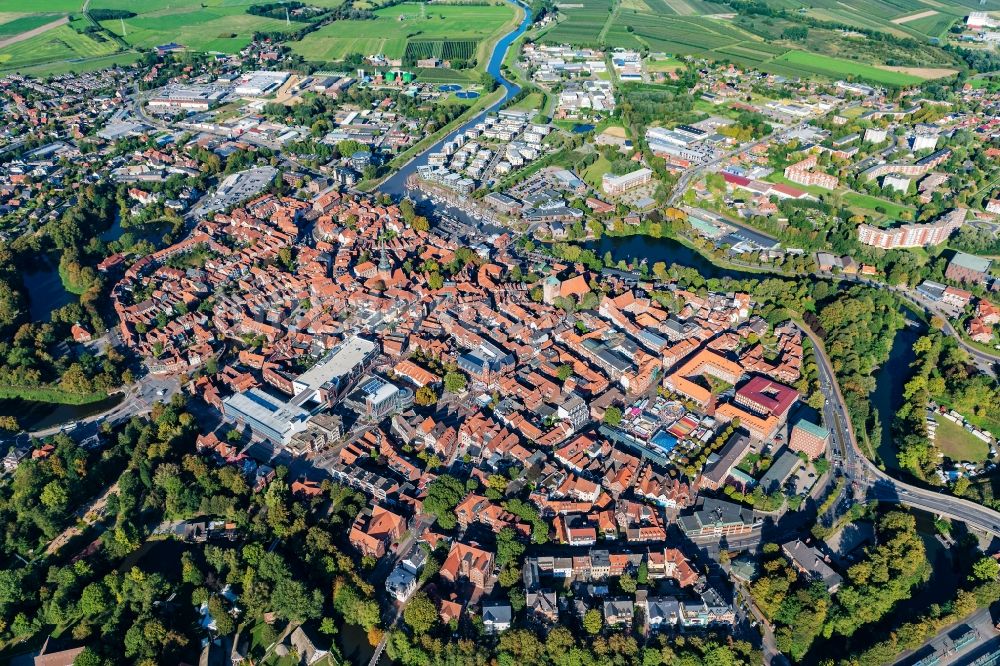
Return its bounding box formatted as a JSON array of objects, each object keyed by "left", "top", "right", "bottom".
[
  {"left": 0, "top": 13, "right": 65, "bottom": 36},
  {"left": 292, "top": 1, "right": 514, "bottom": 62},
  {"left": 0, "top": 23, "right": 118, "bottom": 71},
  {"left": 768, "top": 50, "right": 925, "bottom": 85}
]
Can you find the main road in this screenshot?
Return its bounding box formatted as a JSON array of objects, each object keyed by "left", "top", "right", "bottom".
[
  {"left": 799, "top": 321, "right": 1000, "bottom": 539},
  {"left": 665, "top": 121, "right": 810, "bottom": 207}
]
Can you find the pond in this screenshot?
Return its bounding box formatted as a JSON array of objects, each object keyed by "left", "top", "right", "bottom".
[
  {"left": 586, "top": 233, "right": 764, "bottom": 282},
  {"left": 340, "top": 623, "right": 391, "bottom": 665},
  {"left": 23, "top": 213, "right": 127, "bottom": 322}
]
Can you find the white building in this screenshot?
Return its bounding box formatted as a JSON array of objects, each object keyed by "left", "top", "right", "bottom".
[
  {"left": 864, "top": 128, "right": 888, "bottom": 143},
  {"left": 883, "top": 174, "right": 912, "bottom": 193}
]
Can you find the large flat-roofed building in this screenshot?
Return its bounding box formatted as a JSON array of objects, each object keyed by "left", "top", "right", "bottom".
[
  {"left": 602, "top": 168, "right": 653, "bottom": 196},
  {"left": 291, "top": 336, "right": 379, "bottom": 405},
  {"left": 344, "top": 376, "right": 413, "bottom": 422},
  {"left": 223, "top": 388, "right": 312, "bottom": 445},
  {"left": 678, "top": 497, "right": 759, "bottom": 539},
  {"left": 789, "top": 419, "right": 829, "bottom": 459},
  {"left": 234, "top": 70, "right": 290, "bottom": 97},
  {"left": 147, "top": 85, "right": 228, "bottom": 111},
  {"left": 858, "top": 208, "right": 965, "bottom": 249},
  {"left": 945, "top": 252, "right": 992, "bottom": 285}
]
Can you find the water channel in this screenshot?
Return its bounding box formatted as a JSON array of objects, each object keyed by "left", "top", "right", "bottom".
[{"left": 379, "top": 0, "right": 533, "bottom": 198}]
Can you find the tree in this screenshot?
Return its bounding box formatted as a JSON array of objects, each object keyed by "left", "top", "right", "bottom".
[
  {"left": 603, "top": 406, "right": 622, "bottom": 427},
  {"left": 423, "top": 474, "right": 464, "bottom": 529},
  {"left": 414, "top": 386, "right": 437, "bottom": 406},
  {"left": 583, "top": 608, "right": 603, "bottom": 634},
  {"left": 208, "top": 596, "right": 235, "bottom": 635},
  {"left": 444, "top": 371, "right": 467, "bottom": 393},
  {"left": 619, "top": 572, "right": 637, "bottom": 594},
  {"left": 40, "top": 481, "right": 69, "bottom": 513},
  {"left": 971, "top": 556, "right": 1000, "bottom": 582},
  {"left": 403, "top": 591, "right": 438, "bottom": 634},
  {"left": 556, "top": 364, "right": 573, "bottom": 381}
]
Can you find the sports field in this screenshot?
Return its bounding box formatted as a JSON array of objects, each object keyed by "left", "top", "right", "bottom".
[
  {"left": 0, "top": 22, "right": 120, "bottom": 72},
  {"left": 292, "top": 2, "right": 516, "bottom": 63},
  {"left": 94, "top": 0, "right": 302, "bottom": 53}
]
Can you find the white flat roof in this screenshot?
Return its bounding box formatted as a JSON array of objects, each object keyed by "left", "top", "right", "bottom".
[{"left": 293, "top": 336, "right": 377, "bottom": 394}]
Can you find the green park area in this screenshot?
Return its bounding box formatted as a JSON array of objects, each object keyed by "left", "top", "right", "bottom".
[
  {"left": 292, "top": 1, "right": 516, "bottom": 65},
  {"left": 934, "top": 414, "right": 990, "bottom": 463}
]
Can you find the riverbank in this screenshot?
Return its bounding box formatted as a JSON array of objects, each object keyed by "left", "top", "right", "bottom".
[{"left": 0, "top": 385, "right": 109, "bottom": 405}]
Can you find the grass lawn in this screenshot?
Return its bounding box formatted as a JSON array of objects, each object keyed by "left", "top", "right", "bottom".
[
  {"left": 934, "top": 414, "right": 989, "bottom": 463},
  {"left": 292, "top": 1, "right": 515, "bottom": 63},
  {"left": 508, "top": 91, "right": 543, "bottom": 111},
  {"left": 0, "top": 23, "right": 120, "bottom": 72},
  {"left": 582, "top": 153, "right": 612, "bottom": 189},
  {"left": 841, "top": 190, "right": 915, "bottom": 218},
  {"left": 645, "top": 55, "right": 684, "bottom": 71},
  {"left": 95, "top": 0, "right": 300, "bottom": 53}
]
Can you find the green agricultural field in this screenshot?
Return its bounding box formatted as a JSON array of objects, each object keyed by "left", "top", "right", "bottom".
[
  {"left": 94, "top": 0, "right": 300, "bottom": 53},
  {"left": 0, "top": 23, "right": 120, "bottom": 72},
  {"left": 7, "top": 51, "right": 140, "bottom": 76},
  {"left": 0, "top": 0, "right": 80, "bottom": 11},
  {"left": 540, "top": 0, "right": 611, "bottom": 46},
  {"left": 0, "top": 13, "right": 65, "bottom": 36},
  {"left": 292, "top": 2, "right": 515, "bottom": 63},
  {"left": 767, "top": 50, "right": 924, "bottom": 85}
]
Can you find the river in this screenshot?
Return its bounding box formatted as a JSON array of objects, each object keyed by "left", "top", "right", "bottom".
[
  {"left": 379, "top": 0, "right": 533, "bottom": 197},
  {"left": 871, "top": 312, "right": 925, "bottom": 472}
]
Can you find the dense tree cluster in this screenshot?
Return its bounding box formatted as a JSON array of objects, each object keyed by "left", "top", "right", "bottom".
[
  {"left": 807, "top": 286, "right": 904, "bottom": 456},
  {"left": 0, "top": 396, "right": 383, "bottom": 663},
  {"left": 387, "top": 623, "right": 758, "bottom": 666}
]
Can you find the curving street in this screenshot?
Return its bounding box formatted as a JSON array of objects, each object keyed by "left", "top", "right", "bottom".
[{"left": 800, "top": 321, "right": 1000, "bottom": 540}]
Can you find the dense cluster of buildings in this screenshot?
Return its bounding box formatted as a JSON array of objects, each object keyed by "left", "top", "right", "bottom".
[{"left": 104, "top": 172, "right": 840, "bottom": 633}]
